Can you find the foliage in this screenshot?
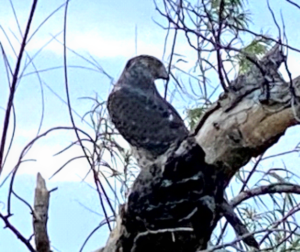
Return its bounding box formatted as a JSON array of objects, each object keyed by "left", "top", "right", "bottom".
[
  {"left": 186, "top": 106, "right": 206, "bottom": 130},
  {"left": 210, "top": 0, "right": 251, "bottom": 30},
  {"left": 236, "top": 38, "right": 273, "bottom": 73}
]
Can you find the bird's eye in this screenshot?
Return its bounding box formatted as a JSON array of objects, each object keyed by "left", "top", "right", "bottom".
[{"left": 162, "top": 111, "right": 169, "bottom": 118}]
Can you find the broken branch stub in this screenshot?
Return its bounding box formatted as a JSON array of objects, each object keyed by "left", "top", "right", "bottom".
[{"left": 33, "top": 172, "right": 51, "bottom": 252}]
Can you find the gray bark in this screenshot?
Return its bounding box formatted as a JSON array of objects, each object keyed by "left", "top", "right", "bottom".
[{"left": 33, "top": 173, "right": 51, "bottom": 252}]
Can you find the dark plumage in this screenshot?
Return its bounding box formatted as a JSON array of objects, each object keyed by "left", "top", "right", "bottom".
[{"left": 107, "top": 55, "right": 188, "bottom": 169}]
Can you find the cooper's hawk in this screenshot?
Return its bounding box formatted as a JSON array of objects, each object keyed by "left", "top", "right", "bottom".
[
  {"left": 106, "top": 55, "right": 259, "bottom": 251},
  {"left": 107, "top": 55, "right": 189, "bottom": 169}
]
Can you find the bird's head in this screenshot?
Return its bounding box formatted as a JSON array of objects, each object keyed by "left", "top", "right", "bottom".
[{"left": 124, "top": 55, "right": 169, "bottom": 81}]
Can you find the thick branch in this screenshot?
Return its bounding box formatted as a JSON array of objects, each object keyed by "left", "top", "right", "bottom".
[{"left": 195, "top": 44, "right": 299, "bottom": 184}]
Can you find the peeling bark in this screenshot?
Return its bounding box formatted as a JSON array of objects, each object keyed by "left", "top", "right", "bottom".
[
  {"left": 99, "top": 44, "right": 299, "bottom": 252},
  {"left": 195, "top": 44, "right": 299, "bottom": 183}
]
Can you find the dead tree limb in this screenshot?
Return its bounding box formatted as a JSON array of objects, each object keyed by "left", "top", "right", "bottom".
[{"left": 33, "top": 172, "right": 51, "bottom": 252}]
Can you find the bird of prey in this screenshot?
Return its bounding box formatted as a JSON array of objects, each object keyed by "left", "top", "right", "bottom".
[{"left": 107, "top": 55, "right": 189, "bottom": 169}]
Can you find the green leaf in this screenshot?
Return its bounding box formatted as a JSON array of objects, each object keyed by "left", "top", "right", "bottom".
[
  {"left": 186, "top": 106, "right": 206, "bottom": 130},
  {"left": 236, "top": 37, "right": 272, "bottom": 73}
]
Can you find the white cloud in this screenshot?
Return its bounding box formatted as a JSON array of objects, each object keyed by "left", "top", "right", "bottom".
[{"left": 1, "top": 25, "right": 168, "bottom": 62}]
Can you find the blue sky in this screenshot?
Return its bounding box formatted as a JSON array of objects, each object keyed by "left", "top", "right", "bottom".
[{"left": 1, "top": 0, "right": 300, "bottom": 251}]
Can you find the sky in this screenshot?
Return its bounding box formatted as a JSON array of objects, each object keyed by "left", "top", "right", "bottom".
[{"left": 1, "top": 0, "right": 300, "bottom": 252}]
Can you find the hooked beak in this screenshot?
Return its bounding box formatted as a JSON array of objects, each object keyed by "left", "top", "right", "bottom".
[{"left": 160, "top": 65, "right": 169, "bottom": 81}]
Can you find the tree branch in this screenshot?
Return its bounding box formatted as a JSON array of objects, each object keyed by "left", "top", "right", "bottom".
[
  {"left": 33, "top": 172, "right": 52, "bottom": 252},
  {"left": 230, "top": 183, "right": 300, "bottom": 208}
]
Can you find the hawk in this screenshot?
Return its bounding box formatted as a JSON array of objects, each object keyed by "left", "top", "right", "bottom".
[{"left": 107, "top": 55, "right": 189, "bottom": 169}]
